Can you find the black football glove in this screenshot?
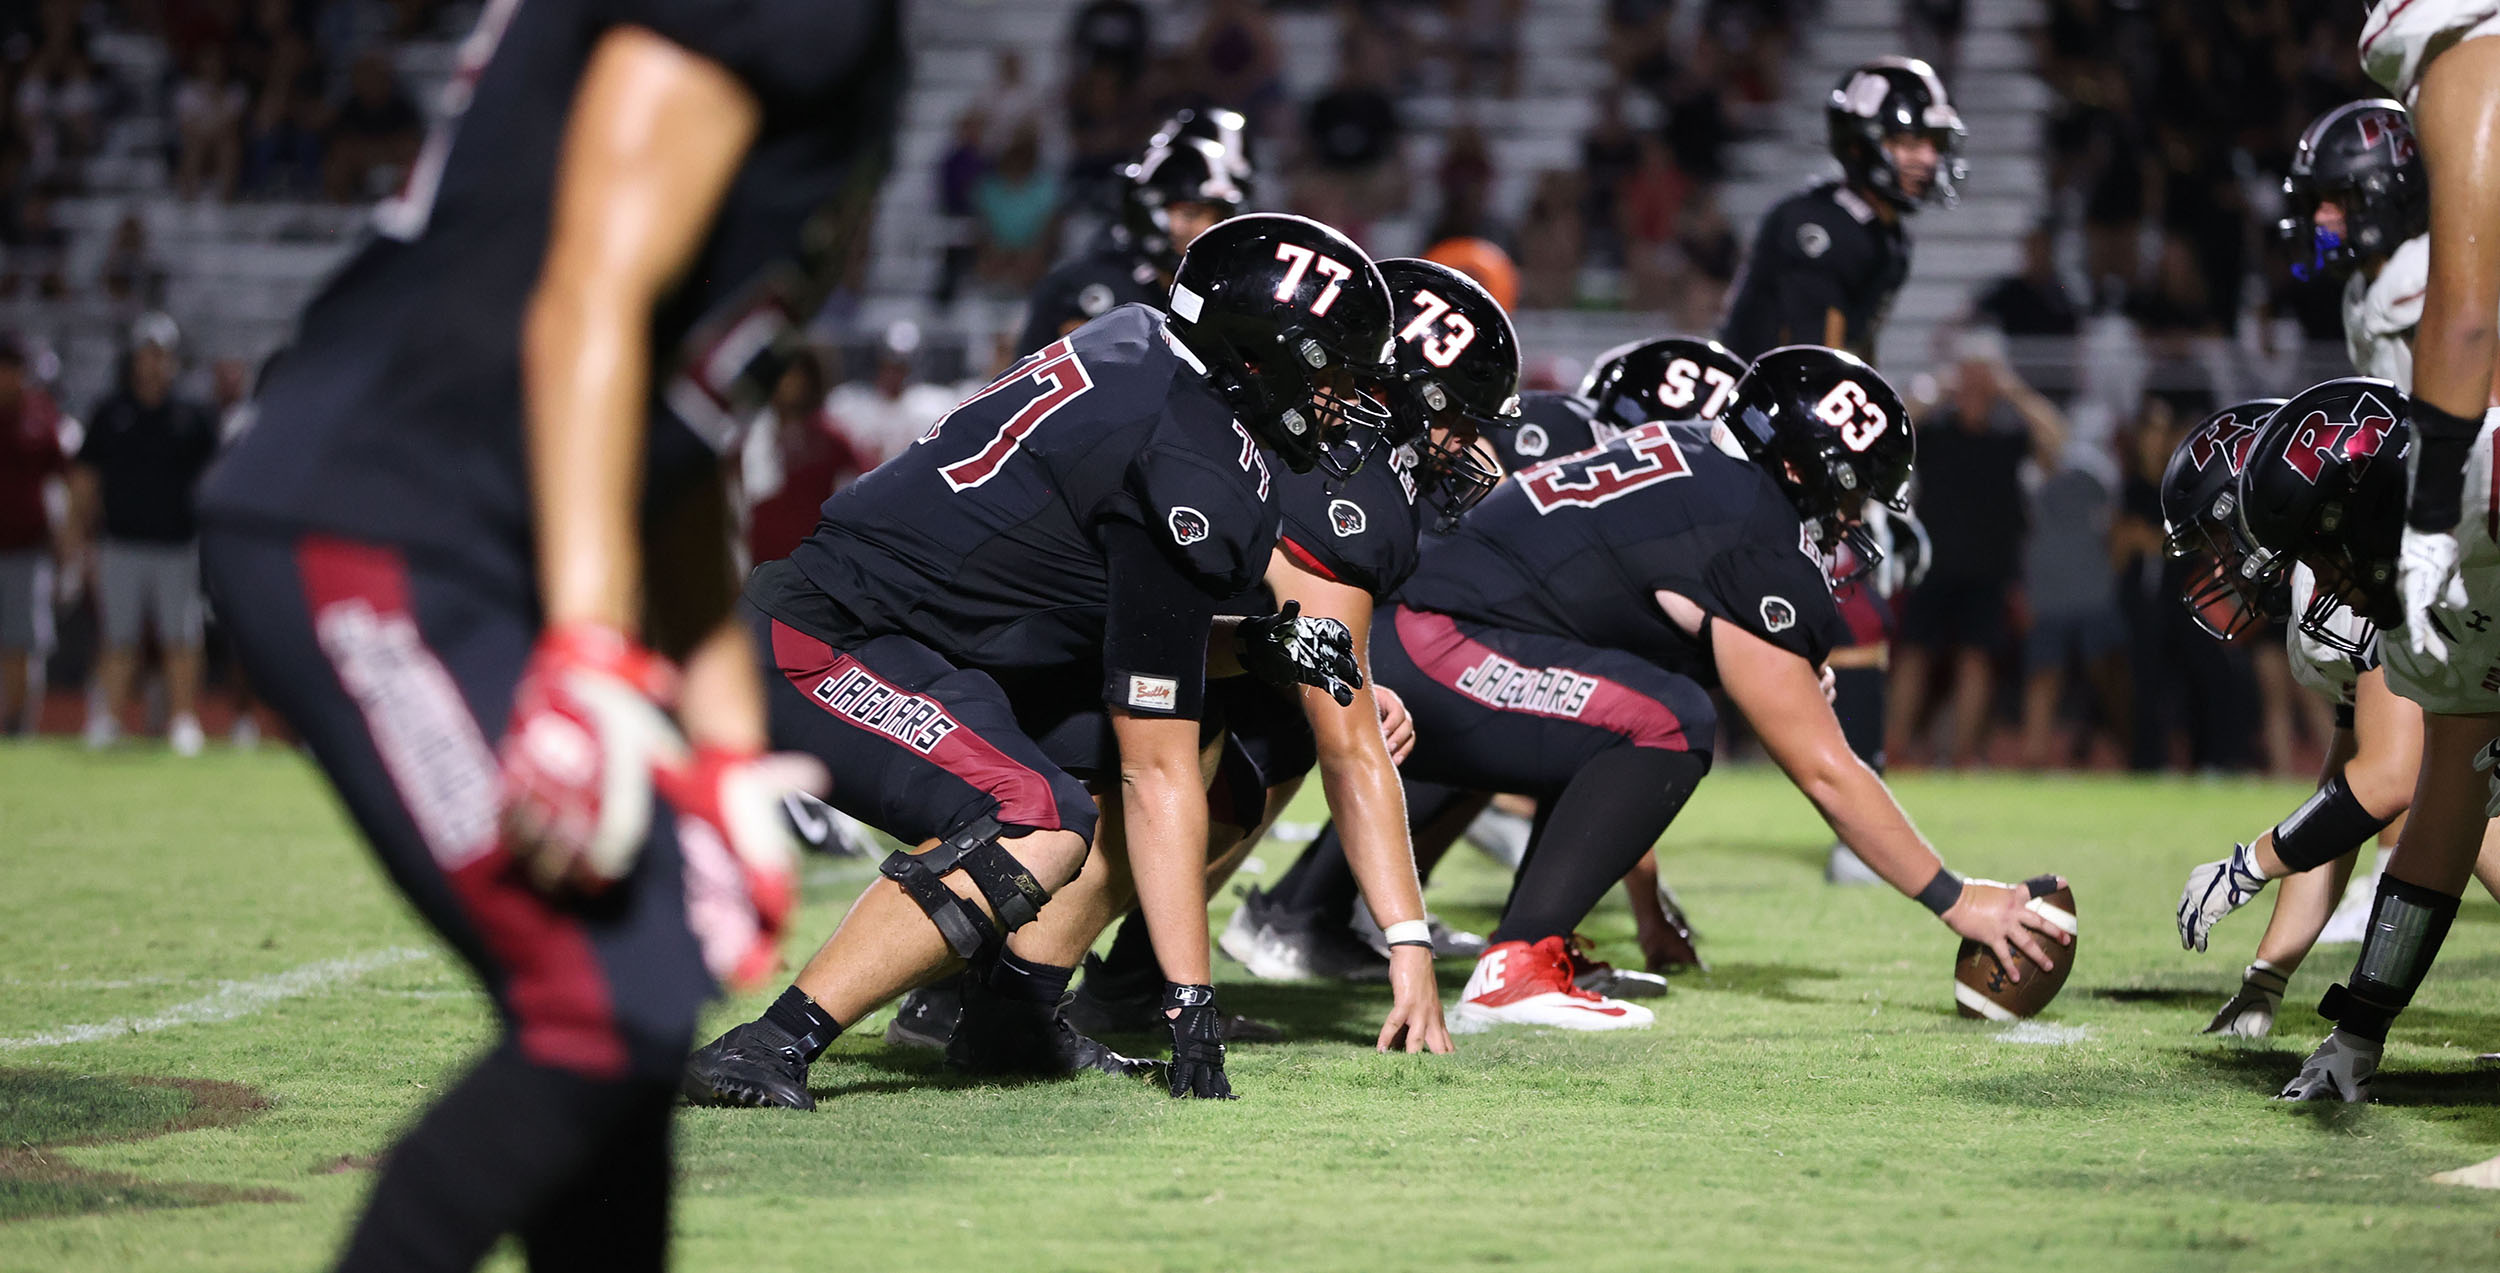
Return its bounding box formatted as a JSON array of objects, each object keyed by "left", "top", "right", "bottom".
[
  {"left": 1163, "top": 982, "right": 1237, "bottom": 1099},
  {"left": 1235, "top": 600, "right": 1362, "bottom": 706}
]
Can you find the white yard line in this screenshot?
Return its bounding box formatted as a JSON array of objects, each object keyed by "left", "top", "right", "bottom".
[{"left": 0, "top": 947, "right": 432, "bottom": 1049}]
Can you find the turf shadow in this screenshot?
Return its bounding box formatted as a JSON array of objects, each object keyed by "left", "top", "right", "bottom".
[
  {"left": 1682, "top": 961, "right": 1842, "bottom": 1005},
  {"left": 2083, "top": 986, "right": 2217, "bottom": 1008}
]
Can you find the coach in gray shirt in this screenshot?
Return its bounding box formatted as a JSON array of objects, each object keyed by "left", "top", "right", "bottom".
[{"left": 68, "top": 313, "right": 218, "bottom": 755}]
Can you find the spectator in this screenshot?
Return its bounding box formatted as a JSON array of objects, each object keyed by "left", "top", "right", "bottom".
[
  {"left": 1064, "top": 63, "right": 1138, "bottom": 213},
  {"left": 1296, "top": 30, "right": 1406, "bottom": 241},
  {"left": 973, "top": 125, "right": 1060, "bottom": 294},
  {"left": 1185, "top": 0, "right": 1282, "bottom": 130},
  {"left": 825, "top": 323, "right": 959, "bottom": 468},
  {"left": 741, "top": 353, "right": 864, "bottom": 567},
  {"left": 2017, "top": 437, "right": 2130, "bottom": 766},
  {"left": 323, "top": 51, "right": 421, "bottom": 202},
  {"left": 243, "top": 66, "right": 328, "bottom": 197},
  {"left": 1071, "top": 0, "right": 1154, "bottom": 89},
  {"left": 1515, "top": 169, "right": 1586, "bottom": 309},
  {"left": 1445, "top": 0, "right": 1524, "bottom": 99},
  {"left": 1673, "top": 186, "right": 1740, "bottom": 330},
  {"left": 1618, "top": 134, "right": 1690, "bottom": 310},
  {"left": 67, "top": 314, "right": 220, "bottom": 755},
  {"left": 0, "top": 189, "right": 71, "bottom": 299},
  {"left": 0, "top": 337, "right": 65, "bottom": 734},
  {"left": 2112, "top": 393, "right": 2257, "bottom": 771},
  {"left": 14, "top": 45, "right": 105, "bottom": 184},
  {"left": 1887, "top": 337, "right": 2069, "bottom": 767},
  {"left": 933, "top": 108, "right": 987, "bottom": 307},
  {"left": 1903, "top": 0, "right": 1966, "bottom": 87},
  {"left": 1659, "top": 38, "right": 1732, "bottom": 184},
  {"left": 1427, "top": 118, "right": 1497, "bottom": 246},
  {"left": 981, "top": 51, "right": 1050, "bottom": 153},
  {"left": 1578, "top": 86, "right": 1640, "bottom": 265},
  {"left": 172, "top": 44, "right": 246, "bottom": 200},
  {"left": 1974, "top": 226, "right": 2081, "bottom": 336},
  {"left": 98, "top": 210, "right": 167, "bottom": 313}
]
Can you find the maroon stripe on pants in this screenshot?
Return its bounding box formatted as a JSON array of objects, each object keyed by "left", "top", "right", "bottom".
[
  {"left": 768, "top": 620, "right": 1066, "bottom": 831},
  {"left": 294, "top": 535, "right": 628, "bottom": 1079},
  {"left": 1394, "top": 606, "right": 1690, "bottom": 751}
]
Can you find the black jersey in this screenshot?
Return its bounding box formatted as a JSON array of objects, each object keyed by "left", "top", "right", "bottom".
[
  {"left": 1491, "top": 391, "right": 1617, "bottom": 473},
  {"left": 199, "top": 0, "right": 902, "bottom": 597},
  {"left": 1397, "top": 421, "right": 1846, "bottom": 685},
  {"left": 761, "top": 305, "right": 1279, "bottom": 715},
  {"left": 1272, "top": 440, "right": 1424, "bottom": 599},
  {"left": 1015, "top": 226, "right": 1165, "bottom": 358},
  {"left": 1718, "top": 181, "right": 1909, "bottom": 363}
]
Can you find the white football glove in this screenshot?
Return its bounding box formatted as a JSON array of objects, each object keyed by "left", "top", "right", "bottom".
[
  {"left": 2177, "top": 843, "right": 2269, "bottom": 953},
  {"left": 2202, "top": 960, "right": 2289, "bottom": 1038},
  {"left": 2473, "top": 740, "right": 2500, "bottom": 819},
  {"left": 2396, "top": 526, "right": 2468, "bottom": 659},
  {"left": 2278, "top": 1028, "right": 2380, "bottom": 1103}
]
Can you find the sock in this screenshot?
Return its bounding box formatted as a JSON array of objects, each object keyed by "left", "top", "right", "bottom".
[
  {"left": 517, "top": 1079, "right": 672, "bottom": 1273},
  {"left": 336, "top": 1042, "right": 675, "bottom": 1273},
  {"left": 988, "top": 947, "right": 1074, "bottom": 1005},
  {"left": 1088, "top": 910, "right": 1164, "bottom": 994},
  {"left": 762, "top": 985, "right": 844, "bottom": 1061},
  {"left": 1831, "top": 663, "right": 1888, "bottom": 773},
  {"left": 1490, "top": 747, "right": 1711, "bottom": 946},
  {"left": 2324, "top": 874, "right": 2461, "bottom": 1042}
]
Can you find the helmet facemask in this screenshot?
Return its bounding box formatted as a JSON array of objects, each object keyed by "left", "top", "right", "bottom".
[
  {"left": 1393, "top": 372, "right": 1515, "bottom": 532},
  {"left": 2166, "top": 500, "right": 2278, "bottom": 643}
]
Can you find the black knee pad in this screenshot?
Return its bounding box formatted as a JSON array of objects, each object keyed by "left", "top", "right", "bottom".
[
  {"left": 2271, "top": 772, "right": 2393, "bottom": 874},
  {"left": 879, "top": 814, "right": 1059, "bottom": 962}
]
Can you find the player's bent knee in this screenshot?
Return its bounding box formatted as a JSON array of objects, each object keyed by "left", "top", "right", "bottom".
[{"left": 879, "top": 814, "right": 1082, "bottom": 963}]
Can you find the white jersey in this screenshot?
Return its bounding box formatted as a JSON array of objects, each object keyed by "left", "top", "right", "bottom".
[
  {"left": 2342, "top": 234, "right": 2425, "bottom": 389},
  {"left": 2382, "top": 410, "right": 2500, "bottom": 713},
  {"left": 2286, "top": 562, "right": 2377, "bottom": 708},
  {"left": 2361, "top": 0, "right": 2500, "bottom": 104}
]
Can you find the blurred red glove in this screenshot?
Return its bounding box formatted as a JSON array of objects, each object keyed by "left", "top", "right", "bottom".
[
  {"left": 659, "top": 744, "right": 828, "bottom": 989},
  {"left": 498, "top": 622, "right": 686, "bottom": 893}
]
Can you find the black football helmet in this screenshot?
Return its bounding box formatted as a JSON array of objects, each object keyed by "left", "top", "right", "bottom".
[
  {"left": 1150, "top": 107, "right": 1255, "bottom": 202},
  {"left": 2158, "top": 399, "right": 2286, "bottom": 641},
  {"left": 1827, "top": 57, "right": 1967, "bottom": 210},
  {"left": 1123, "top": 136, "right": 1249, "bottom": 276},
  {"left": 1578, "top": 336, "right": 1749, "bottom": 433},
  {"left": 2281, "top": 100, "right": 2426, "bottom": 282},
  {"left": 1169, "top": 212, "right": 1397, "bottom": 476},
  {"left": 2233, "top": 377, "right": 2409, "bottom": 657},
  {"left": 1721, "top": 345, "right": 1914, "bottom": 568},
  {"left": 1376, "top": 257, "right": 1521, "bottom": 531}
]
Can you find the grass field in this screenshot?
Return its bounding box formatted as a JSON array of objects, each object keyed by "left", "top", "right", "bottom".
[{"left": 4, "top": 741, "right": 2498, "bottom": 1271}]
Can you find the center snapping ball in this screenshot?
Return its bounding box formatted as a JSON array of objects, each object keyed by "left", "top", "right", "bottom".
[{"left": 1953, "top": 876, "right": 2077, "bottom": 1020}]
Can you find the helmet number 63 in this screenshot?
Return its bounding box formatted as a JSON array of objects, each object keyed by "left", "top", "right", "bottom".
[{"left": 1815, "top": 380, "right": 1889, "bottom": 452}]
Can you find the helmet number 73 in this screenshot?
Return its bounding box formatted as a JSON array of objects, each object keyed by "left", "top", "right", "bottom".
[{"left": 1396, "top": 290, "right": 1478, "bottom": 368}]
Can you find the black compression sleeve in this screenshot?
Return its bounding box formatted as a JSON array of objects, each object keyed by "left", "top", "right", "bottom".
[
  {"left": 2271, "top": 773, "right": 2396, "bottom": 873},
  {"left": 2406, "top": 399, "right": 2481, "bottom": 531},
  {"left": 1099, "top": 518, "right": 1215, "bottom": 719}
]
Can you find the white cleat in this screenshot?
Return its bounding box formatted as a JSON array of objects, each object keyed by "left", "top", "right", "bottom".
[
  {"left": 82, "top": 711, "right": 119, "bottom": 750},
  {"left": 2278, "top": 1029, "right": 2380, "bottom": 1103},
  {"left": 1447, "top": 937, "right": 1654, "bottom": 1034},
  {"left": 2319, "top": 848, "right": 2390, "bottom": 944},
  {"left": 1462, "top": 807, "right": 1531, "bottom": 871},
  {"left": 168, "top": 713, "right": 204, "bottom": 758},
  {"left": 1825, "top": 843, "right": 1883, "bottom": 885}
]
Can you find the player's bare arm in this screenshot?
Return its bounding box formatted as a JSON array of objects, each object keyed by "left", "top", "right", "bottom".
[{"left": 1269, "top": 553, "right": 1452, "bottom": 1054}]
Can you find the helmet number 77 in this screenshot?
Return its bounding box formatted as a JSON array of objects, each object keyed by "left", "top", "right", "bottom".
[{"left": 1273, "top": 242, "right": 1354, "bottom": 315}]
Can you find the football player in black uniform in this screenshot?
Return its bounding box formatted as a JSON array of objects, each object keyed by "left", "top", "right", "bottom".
[
  {"left": 1314, "top": 348, "right": 2067, "bottom": 1032},
  {"left": 1015, "top": 110, "right": 1253, "bottom": 356},
  {"left": 1721, "top": 56, "right": 1963, "bottom": 886},
  {"left": 680, "top": 213, "right": 1391, "bottom": 1105},
  {"left": 193, "top": 4, "right": 898, "bottom": 1267},
  {"left": 1241, "top": 334, "right": 1745, "bottom": 984}
]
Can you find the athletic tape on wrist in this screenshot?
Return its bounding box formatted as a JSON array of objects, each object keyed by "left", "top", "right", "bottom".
[
  {"left": 2270, "top": 773, "right": 2392, "bottom": 874},
  {"left": 1381, "top": 919, "right": 1434, "bottom": 949},
  {"left": 1916, "top": 867, "right": 1962, "bottom": 916}
]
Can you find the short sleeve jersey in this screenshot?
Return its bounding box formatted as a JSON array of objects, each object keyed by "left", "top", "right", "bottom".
[
  {"left": 1397, "top": 421, "right": 1847, "bottom": 685},
  {"left": 198, "top": 0, "right": 904, "bottom": 597},
  {"left": 768, "top": 304, "right": 1280, "bottom": 680},
  {"left": 76, "top": 392, "right": 222, "bottom": 544},
  {"left": 1491, "top": 391, "right": 1619, "bottom": 474},
  {"left": 1271, "top": 441, "right": 1426, "bottom": 600},
  {"left": 1016, "top": 226, "right": 1165, "bottom": 359},
  {"left": 1718, "top": 181, "right": 1910, "bottom": 363}
]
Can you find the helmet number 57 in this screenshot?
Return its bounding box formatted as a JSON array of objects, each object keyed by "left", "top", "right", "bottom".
[
  {"left": 1815, "top": 380, "right": 1889, "bottom": 452},
  {"left": 1274, "top": 242, "right": 1354, "bottom": 315}
]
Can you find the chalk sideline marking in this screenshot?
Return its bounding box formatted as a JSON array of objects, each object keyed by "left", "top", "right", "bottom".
[{"left": 0, "top": 948, "right": 432, "bottom": 1050}]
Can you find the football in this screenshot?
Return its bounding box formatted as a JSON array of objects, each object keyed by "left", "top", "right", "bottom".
[{"left": 1953, "top": 877, "right": 2079, "bottom": 1020}]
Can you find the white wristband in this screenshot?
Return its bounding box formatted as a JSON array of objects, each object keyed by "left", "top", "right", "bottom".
[{"left": 1381, "top": 920, "right": 1433, "bottom": 949}]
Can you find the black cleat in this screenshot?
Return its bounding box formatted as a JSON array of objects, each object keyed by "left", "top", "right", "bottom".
[
  {"left": 682, "top": 1020, "right": 816, "bottom": 1111},
  {"left": 1065, "top": 953, "right": 1285, "bottom": 1043},
  {"left": 885, "top": 975, "right": 963, "bottom": 1051},
  {"left": 946, "top": 978, "right": 1157, "bottom": 1079}
]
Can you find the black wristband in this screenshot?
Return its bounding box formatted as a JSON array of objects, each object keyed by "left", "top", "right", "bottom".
[
  {"left": 2405, "top": 399, "right": 2481, "bottom": 532},
  {"left": 1916, "top": 867, "right": 1963, "bottom": 916}
]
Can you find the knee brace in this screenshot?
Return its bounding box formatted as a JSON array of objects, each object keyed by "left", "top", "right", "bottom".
[
  {"left": 878, "top": 814, "right": 1056, "bottom": 962},
  {"left": 2271, "top": 772, "right": 2393, "bottom": 874}
]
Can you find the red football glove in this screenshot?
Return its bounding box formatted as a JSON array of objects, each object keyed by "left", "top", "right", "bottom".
[
  {"left": 658, "top": 744, "right": 828, "bottom": 990},
  {"left": 498, "top": 622, "right": 687, "bottom": 893}
]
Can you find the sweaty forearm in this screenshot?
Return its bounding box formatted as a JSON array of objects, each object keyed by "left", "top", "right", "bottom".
[
  {"left": 1314, "top": 694, "right": 1424, "bottom": 930},
  {"left": 1798, "top": 754, "right": 1944, "bottom": 896},
  {"left": 1121, "top": 764, "right": 1214, "bottom": 984}
]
